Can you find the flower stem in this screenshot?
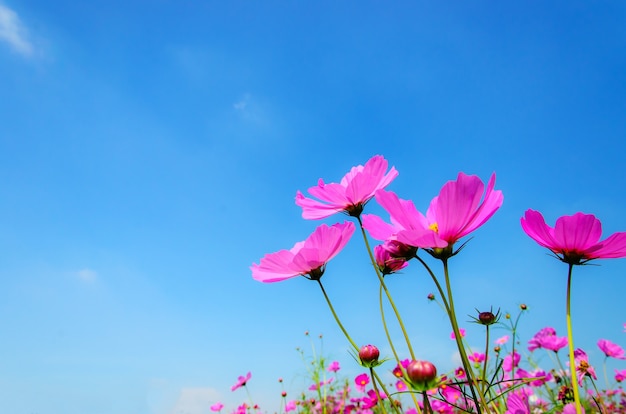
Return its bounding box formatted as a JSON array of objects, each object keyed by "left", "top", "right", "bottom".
[
  {"left": 379, "top": 283, "right": 401, "bottom": 364},
  {"left": 316, "top": 279, "right": 358, "bottom": 352},
  {"left": 357, "top": 217, "right": 415, "bottom": 360},
  {"left": 442, "top": 258, "right": 488, "bottom": 414},
  {"left": 565, "top": 263, "right": 583, "bottom": 414},
  {"left": 370, "top": 367, "right": 389, "bottom": 414}
]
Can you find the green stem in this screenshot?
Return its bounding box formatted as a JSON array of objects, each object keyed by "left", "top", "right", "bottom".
[
  {"left": 481, "top": 325, "right": 490, "bottom": 399},
  {"left": 371, "top": 370, "right": 402, "bottom": 414},
  {"left": 442, "top": 258, "right": 487, "bottom": 414},
  {"left": 357, "top": 217, "right": 415, "bottom": 360},
  {"left": 379, "top": 283, "right": 401, "bottom": 364},
  {"left": 565, "top": 263, "right": 583, "bottom": 414},
  {"left": 370, "top": 367, "right": 389, "bottom": 414},
  {"left": 316, "top": 279, "right": 358, "bottom": 352}
]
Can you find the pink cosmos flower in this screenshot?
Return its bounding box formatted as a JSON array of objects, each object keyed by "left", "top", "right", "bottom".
[
  {"left": 574, "top": 348, "right": 597, "bottom": 385},
  {"left": 355, "top": 373, "right": 370, "bottom": 392},
  {"left": 521, "top": 210, "right": 626, "bottom": 265},
  {"left": 528, "top": 327, "right": 568, "bottom": 352},
  {"left": 366, "top": 172, "right": 503, "bottom": 253},
  {"left": 210, "top": 402, "right": 224, "bottom": 412},
  {"left": 285, "top": 400, "right": 297, "bottom": 412},
  {"left": 295, "top": 155, "right": 398, "bottom": 219},
  {"left": 327, "top": 361, "right": 341, "bottom": 372},
  {"left": 615, "top": 369, "right": 626, "bottom": 382},
  {"left": 231, "top": 372, "right": 251, "bottom": 391},
  {"left": 597, "top": 339, "right": 626, "bottom": 359},
  {"left": 496, "top": 335, "right": 510, "bottom": 345},
  {"left": 505, "top": 392, "right": 530, "bottom": 414},
  {"left": 563, "top": 403, "right": 585, "bottom": 414},
  {"left": 251, "top": 222, "right": 355, "bottom": 282},
  {"left": 450, "top": 328, "right": 465, "bottom": 340},
  {"left": 468, "top": 352, "right": 486, "bottom": 364},
  {"left": 395, "top": 380, "right": 407, "bottom": 391},
  {"left": 503, "top": 352, "right": 520, "bottom": 372}
]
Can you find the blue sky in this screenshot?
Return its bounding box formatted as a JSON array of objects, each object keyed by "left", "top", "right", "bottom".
[{"left": 1, "top": 1, "right": 626, "bottom": 413}]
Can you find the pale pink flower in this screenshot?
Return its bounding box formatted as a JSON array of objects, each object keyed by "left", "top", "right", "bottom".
[
  {"left": 395, "top": 380, "right": 407, "bottom": 391},
  {"left": 521, "top": 210, "right": 626, "bottom": 265},
  {"left": 251, "top": 222, "right": 355, "bottom": 282},
  {"left": 496, "top": 335, "right": 509, "bottom": 345},
  {"left": 597, "top": 339, "right": 626, "bottom": 359},
  {"left": 295, "top": 155, "right": 398, "bottom": 219},
  {"left": 231, "top": 372, "right": 251, "bottom": 391},
  {"left": 210, "top": 402, "right": 224, "bottom": 412},
  {"left": 574, "top": 348, "right": 597, "bottom": 385}
]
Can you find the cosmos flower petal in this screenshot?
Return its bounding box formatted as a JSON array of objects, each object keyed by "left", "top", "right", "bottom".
[
  {"left": 592, "top": 232, "right": 626, "bottom": 258},
  {"left": 522, "top": 210, "right": 626, "bottom": 263},
  {"left": 295, "top": 155, "right": 398, "bottom": 220},
  {"left": 554, "top": 213, "right": 602, "bottom": 251},
  {"left": 251, "top": 222, "right": 355, "bottom": 283}
]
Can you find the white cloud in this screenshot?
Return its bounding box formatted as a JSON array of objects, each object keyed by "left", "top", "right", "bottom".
[
  {"left": 233, "top": 93, "right": 251, "bottom": 112},
  {"left": 169, "top": 387, "right": 221, "bottom": 414},
  {"left": 76, "top": 268, "right": 97, "bottom": 283},
  {"left": 0, "top": 4, "right": 33, "bottom": 56}
]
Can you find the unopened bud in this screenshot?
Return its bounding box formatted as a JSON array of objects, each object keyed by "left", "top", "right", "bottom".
[
  {"left": 358, "top": 344, "right": 380, "bottom": 367},
  {"left": 406, "top": 360, "right": 438, "bottom": 391}
]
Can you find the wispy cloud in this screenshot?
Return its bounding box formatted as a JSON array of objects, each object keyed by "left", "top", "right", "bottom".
[
  {"left": 169, "top": 387, "right": 220, "bottom": 414},
  {"left": 0, "top": 3, "right": 34, "bottom": 56},
  {"left": 76, "top": 268, "right": 98, "bottom": 283}
]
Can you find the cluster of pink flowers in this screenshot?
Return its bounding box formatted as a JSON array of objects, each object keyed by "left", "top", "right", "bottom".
[{"left": 245, "top": 155, "right": 626, "bottom": 413}]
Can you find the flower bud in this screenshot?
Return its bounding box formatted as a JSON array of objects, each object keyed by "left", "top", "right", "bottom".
[
  {"left": 405, "top": 360, "right": 438, "bottom": 391},
  {"left": 478, "top": 311, "right": 497, "bottom": 325},
  {"left": 358, "top": 344, "right": 380, "bottom": 367},
  {"left": 520, "top": 303, "right": 528, "bottom": 310},
  {"left": 427, "top": 293, "right": 435, "bottom": 301}
]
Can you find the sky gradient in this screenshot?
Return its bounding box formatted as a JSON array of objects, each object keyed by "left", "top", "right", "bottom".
[{"left": 1, "top": 1, "right": 626, "bottom": 413}]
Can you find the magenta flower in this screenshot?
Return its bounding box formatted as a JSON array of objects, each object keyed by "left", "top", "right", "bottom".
[
  {"left": 367, "top": 172, "right": 503, "bottom": 255},
  {"left": 450, "top": 328, "right": 465, "bottom": 340},
  {"left": 563, "top": 403, "right": 585, "bottom": 414},
  {"left": 210, "top": 402, "right": 224, "bottom": 412},
  {"left": 597, "top": 339, "right": 626, "bottom": 359},
  {"left": 295, "top": 155, "right": 398, "bottom": 219},
  {"left": 468, "top": 352, "right": 486, "bottom": 364},
  {"left": 285, "top": 400, "right": 297, "bottom": 412},
  {"left": 231, "top": 372, "right": 251, "bottom": 391},
  {"left": 615, "top": 369, "right": 626, "bottom": 382},
  {"left": 395, "top": 380, "right": 407, "bottom": 391},
  {"left": 503, "top": 351, "right": 520, "bottom": 372},
  {"left": 251, "top": 222, "right": 355, "bottom": 282},
  {"left": 505, "top": 392, "right": 530, "bottom": 414},
  {"left": 355, "top": 373, "right": 370, "bottom": 392},
  {"left": 327, "top": 361, "right": 341, "bottom": 372},
  {"left": 374, "top": 244, "right": 408, "bottom": 275},
  {"left": 521, "top": 210, "right": 626, "bottom": 265},
  {"left": 528, "top": 327, "right": 568, "bottom": 352}
]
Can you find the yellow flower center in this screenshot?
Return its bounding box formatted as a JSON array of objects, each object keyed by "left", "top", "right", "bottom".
[{"left": 429, "top": 222, "right": 439, "bottom": 232}]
